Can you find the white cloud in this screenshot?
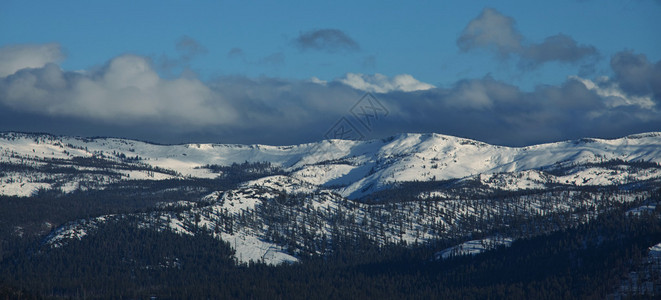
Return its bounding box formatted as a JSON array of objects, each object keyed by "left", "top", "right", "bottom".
[
  {"left": 571, "top": 75, "right": 656, "bottom": 109},
  {"left": 308, "top": 76, "right": 327, "bottom": 85},
  {"left": 0, "top": 43, "right": 64, "bottom": 78},
  {"left": 0, "top": 54, "right": 237, "bottom": 126},
  {"left": 337, "top": 73, "right": 435, "bottom": 93}
]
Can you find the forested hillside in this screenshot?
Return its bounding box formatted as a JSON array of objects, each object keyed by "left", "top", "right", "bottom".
[{"left": 1, "top": 132, "right": 661, "bottom": 298}]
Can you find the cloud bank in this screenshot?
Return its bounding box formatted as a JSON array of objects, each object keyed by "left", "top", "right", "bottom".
[
  {"left": 0, "top": 47, "right": 235, "bottom": 126},
  {"left": 0, "top": 43, "right": 659, "bottom": 146}
]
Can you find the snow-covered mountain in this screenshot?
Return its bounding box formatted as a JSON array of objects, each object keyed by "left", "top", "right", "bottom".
[
  {"left": 2, "top": 131, "right": 661, "bottom": 265},
  {"left": 2, "top": 131, "right": 660, "bottom": 198},
  {"left": 41, "top": 173, "right": 651, "bottom": 264}
]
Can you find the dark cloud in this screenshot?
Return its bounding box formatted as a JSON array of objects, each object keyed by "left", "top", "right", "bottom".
[
  {"left": 458, "top": 8, "right": 599, "bottom": 69},
  {"left": 158, "top": 36, "right": 207, "bottom": 73},
  {"left": 457, "top": 8, "right": 523, "bottom": 57},
  {"left": 373, "top": 75, "right": 657, "bottom": 146},
  {"left": 294, "top": 29, "right": 360, "bottom": 53},
  {"left": 610, "top": 51, "right": 661, "bottom": 102},
  {"left": 520, "top": 34, "right": 598, "bottom": 68},
  {"left": 259, "top": 52, "right": 285, "bottom": 66},
  {"left": 175, "top": 35, "right": 208, "bottom": 61},
  {"left": 227, "top": 47, "right": 245, "bottom": 59},
  {"left": 0, "top": 44, "right": 659, "bottom": 146},
  {"left": 535, "top": 78, "right": 603, "bottom": 110},
  {"left": 442, "top": 76, "right": 520, "bottom": 110}
]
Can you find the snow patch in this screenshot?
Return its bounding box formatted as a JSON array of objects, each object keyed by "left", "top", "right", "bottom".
[{"left": 436, "top": 237, "right": 513, "bottom": 260}]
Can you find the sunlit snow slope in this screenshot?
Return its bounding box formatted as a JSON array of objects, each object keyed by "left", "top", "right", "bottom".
[{"left": 1, "top": 132, "right": 661, "bottom": 198}]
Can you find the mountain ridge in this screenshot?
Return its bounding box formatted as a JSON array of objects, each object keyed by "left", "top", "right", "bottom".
[
  {"left": 1, "top": 131, "right": 661, "bottom": 199},
  {"left": 1, "top": 131, "right": 659, "bottom": 267},
  {"left": 3, "top": 129, "right": 661, "bottom": 148}
]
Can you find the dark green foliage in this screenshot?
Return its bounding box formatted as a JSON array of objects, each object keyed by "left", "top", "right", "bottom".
[
  {"left": 0, "top": 283, "right": 38, "bottom": 300},
  {"left": 1, "top": 148, "right": 659, "bottom": 299},
  {"left": 1, "top": 204, "right": 660, "bottom": 299},
  {"left": 0, "top": 161, "right": 285, "bottom": 240},
  {"left": 198, "top": 161, "right": 285, "bottom": 182},
  {"left": 543, "top": 158, "right": 661, "bottom": 177},
  {"left": 4, "top": 218, "right": 236, "bottom": 299}
]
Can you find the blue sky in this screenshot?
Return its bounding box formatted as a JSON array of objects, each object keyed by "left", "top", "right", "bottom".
[{"left": 0, "top": 0, "right": 660, "bottom": 145}]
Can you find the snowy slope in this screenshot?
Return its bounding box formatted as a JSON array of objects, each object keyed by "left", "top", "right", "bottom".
[
  {"left": 435, "top": 236, "right": 513, "bottom": 260},
  {"left": 43, "top": 173, "right": 654, "bottom": 265},
  {"left": 12, "top": 131, "right": 659, "bottom": 266},
  {"left": 2, "top": 132, "right": 661, "bottom": 198}
]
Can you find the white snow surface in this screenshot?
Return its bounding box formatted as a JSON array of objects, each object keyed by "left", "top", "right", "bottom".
[
  {"left": 628, "top": 205, "right": 657, "bottom": 216},
  {"left": 436, "top": 237, "right": 514, "bottom": 260},
  {"left": 43, "top": 174, "right": 650, "bottom": 265},
  {"left": 650, "top": 243, "right": 661, "bottom": 256},
  {"left": 2, "top": 132, "right": 661, "bottom": 198},
  {"left": 19, "top": 131, "right": 661, "bottom": 267}
]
